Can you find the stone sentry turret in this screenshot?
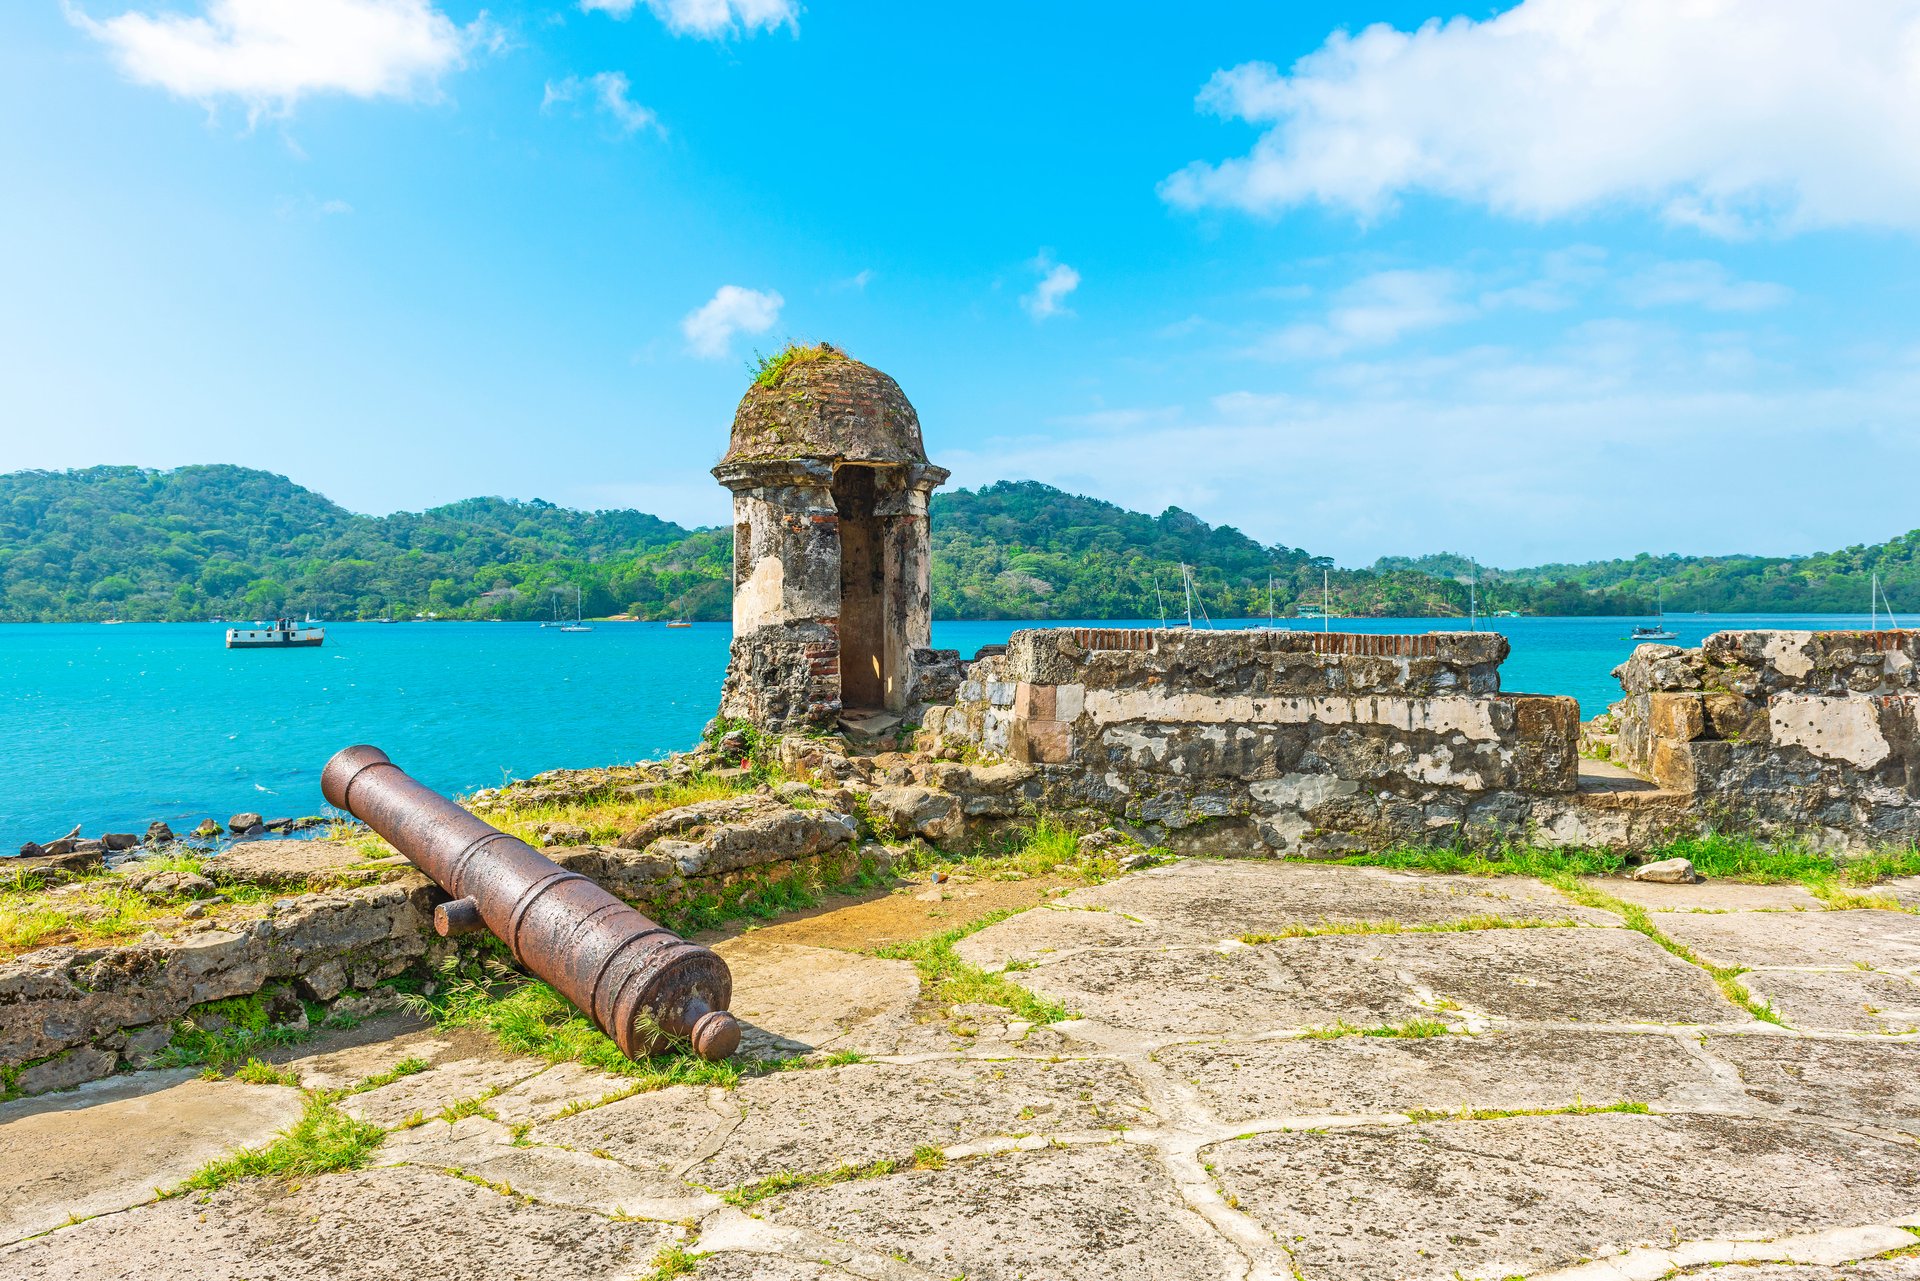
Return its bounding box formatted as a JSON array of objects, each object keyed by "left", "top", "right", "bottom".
[{"left": 712, "top": 345, "right": 961, "bottom": 732}]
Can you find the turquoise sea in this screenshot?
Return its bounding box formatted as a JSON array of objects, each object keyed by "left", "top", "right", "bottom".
[{"left": 0, "top": 614, "right": 1889, "bottom": 846}]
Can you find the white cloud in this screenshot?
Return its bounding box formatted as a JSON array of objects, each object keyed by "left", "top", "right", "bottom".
[
  {"left": 681, "top": 285, "right": 783, "bottom": 359},
  {"left": 1619, "top": 260, "right": 1792, "bottom": 312},
  {"left": 1162, "top": 0, "right": 1920, "bottom": 236},
  {"left": 936, "top": 331, "right": 1920, "bottom": 567},
  {"left": 274, "top": 194, "right": 354, "bottom": 220},
  {"left": 70, "top": 0, "right": 492, "bottom": 120},
  {"left": 542, "top": 71, "right": 660, "bottom": 136},
  {"left": 1022, "top": 254, "right": 1081, "bottom": 321},
  {"left": 580, "top": 0, "right": 796, "bottom": 39},
  {"left": 1245, "top": 252, "right": 1791, "bottom": 359},
  {"left": 1255, "top": 268, "right": 1468, "bottom": 359}
]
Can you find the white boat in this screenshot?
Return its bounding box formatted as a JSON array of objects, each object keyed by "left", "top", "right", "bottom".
[
  {"left": 226, "top": 618, "right": 325, "bottom": 649},
  {"left": 558, "top": 585, "right": 593, "bottom": 633},
  {"left": 1630, "top": 586, "right": 1677, "bottom": 642}
]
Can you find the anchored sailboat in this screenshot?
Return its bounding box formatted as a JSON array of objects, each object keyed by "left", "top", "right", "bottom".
[
  {"left": 1631, "top": 585, "right": 1677, "bottom": 642},
  {"left": 559, "top": 585, "right": 593, "bottom": 633}
]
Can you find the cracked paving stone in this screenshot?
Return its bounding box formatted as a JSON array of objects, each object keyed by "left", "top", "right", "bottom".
[
  {"left": 1207, "top": 1111, "right": 1920, "bottom": 1281},
  {"left": 692, "top": 1057, "right": 1149, "bottom": 1188},
  {"left": 0, "top": 1163, "right": 676, "bottom": 1281},
  {"left": 686, "top": 1255, "right": 860, "bottom": 1280},
  {"left": 954, "top": 904, "right": 1185, "bottom": 968},
  {"left": 1054, "top": 860, "right": 1611, "bottom": 941},
  {"left": 758, "top": 1142, "right": 1241, "bottom": 1281},
  {"left": 0, "top": 1072, "right": 305, "bottom": 1244},
  {"left": 1741, "top": 969, "right": 1920, "bottom": 1033},
  {"left": 1706, "top": 1035, "right": 1920, "bottom": 1135},
  {"left": 1299, "top": 926, "right": 1741, "bottom": 1024},
  {"left": 337, "top": 1051, "right": 549, "bottom": 1127},
  {"left": 1156, "top": 1028, "right": 1735, "bottom": 1124},
  {"left": 485, "top": 1061, "right": 638, "bottom": 1126},
  {"left": 1002, "top": 939, "right": 1422, "bottom": 1036},
  {"left": 1655, "top": 909, "right": 1920, "bottom": 971},
  {"left": 529, "top": 1083, "right": 731, "bottom": 1177},
  {"left": 1679, "top": 1261, "right": 1920, "bottom": 1279},
  {"left": 713, "top": 937, "right": 920, "bottom": 1059}
]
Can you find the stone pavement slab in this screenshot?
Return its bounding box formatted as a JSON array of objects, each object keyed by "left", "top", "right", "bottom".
[
  {"left": 1059, "top": 859, "right": 1609, "bottom": 941},
  {"left": 1207, "top": 1111, "right": 1920, "bottom": 1281},
  {"left": 1705, "top": 1034, "right": 1920, "bottom": 1134},
  {"left": 759, "top": 1143, "right": 1243, "bottom": 1281},
  {"left": 1655, "top": 908, "right": 1920, "bottom": 970},
  {"left": 1156, "top": 1028, "right": 1735, "bottom": 1124},
  {"left": 388, "top": 1115, "right": 720, "bottom": 1219},
  {"left": 692, "top": 1255, "right": 859, "bottom": 1280},
  {"left": 529, "top": 1082, "right": 731, "bottom": 1179},
  {"left": 692, "top": 1056, "right": 1148, "bottom": 1187},
  {"left": 1297, "top": 926, "right": 1740, "bottom": 1025},
  {"left": 0, "top": 1071, "right": 305, "bottom": 1244},
  {"left": 485, "top": 1060, "right": 638, "bottom": 1126},
  {"left": 713, "top": 936, "right": 919, "bottom": 1058},
  {"left": 1683, "top": 1261, "right": 1920, "bottom": 1279},
  {"left": 0, "top": 1163, "right": 675, "bottom": 1281},
  {"left": 337, "top": 1050, "right": 549, "bottom": 1127},
  {"left": 999, "top": 938, "right": 1422, "bottom": 1036},
  {"left": 1743, "top": 968, "right": 1920, "bottom": 1033},
  {"left": 953, "top": 903, "right": 1182, "bottom": 967}
]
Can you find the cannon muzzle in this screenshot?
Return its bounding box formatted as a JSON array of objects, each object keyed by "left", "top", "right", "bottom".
[{"left": 321, "top": 744, "right": 741, "bottom": 1062}]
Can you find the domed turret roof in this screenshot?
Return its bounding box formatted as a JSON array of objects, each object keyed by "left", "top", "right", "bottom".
[{"left": 719, "top": 345, "right": 928, "bottom": 468}]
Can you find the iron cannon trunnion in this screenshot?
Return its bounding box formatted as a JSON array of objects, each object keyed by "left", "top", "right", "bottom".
[{"left": 320, "top": 744, "right": 741, "bottom": 1062}]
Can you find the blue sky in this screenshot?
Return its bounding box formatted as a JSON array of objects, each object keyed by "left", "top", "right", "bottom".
[{"left": 5, "top": 0, "right": 1920, "bottom": 566}]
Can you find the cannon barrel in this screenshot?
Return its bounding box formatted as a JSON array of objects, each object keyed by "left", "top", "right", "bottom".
[{"left": 321, "top": 744, "right": 741, "bottom": 1062}]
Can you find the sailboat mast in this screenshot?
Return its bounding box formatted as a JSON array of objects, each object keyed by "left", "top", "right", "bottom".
[
  {"left": 1322, "top": 569, "right": 1330, "bottom": 634},
  {"left": 1182, "top": 563, "right": 1194, "bottom": 629}
]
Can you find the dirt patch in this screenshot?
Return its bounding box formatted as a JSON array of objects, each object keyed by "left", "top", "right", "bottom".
[{"left": 710, "top": 875, "right": 1072, "bottom": 953}]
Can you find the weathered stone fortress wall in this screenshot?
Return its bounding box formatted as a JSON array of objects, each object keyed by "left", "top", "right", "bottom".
[
  {"left": 922, "top": 628, "right": 1581, "bottom": 856},
  {"left": 922, "top": 626, "right": 1920, "bottom": 855},
  {"left": 1603, "top": 630, "right": 1920, "bottom": 848}
]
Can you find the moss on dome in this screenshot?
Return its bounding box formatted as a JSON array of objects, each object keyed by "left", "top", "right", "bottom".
[{"left": 720, "top": 347, "right": 928, "bottom": 468}]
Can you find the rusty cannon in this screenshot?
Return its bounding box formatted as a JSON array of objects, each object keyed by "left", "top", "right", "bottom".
[{"left": 321, "top": 744, "right": 741, "bottom": 1062}]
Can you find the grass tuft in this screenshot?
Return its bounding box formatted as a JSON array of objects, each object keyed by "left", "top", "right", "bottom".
[
  {"left": 643, "top": 1246, "right": 704, "bottom": 1281},
  {"left": 1299, "top": 1017, "right": 1454, "bottom": 1041},
  {"left": 871, "top": 910, "right": 1071, "bottom": 1024},
  {"left": 748, "top": 340, "right": 846, "bottom": 389},
  {"left": 232, "top": 1058, "right": 299, "bottom": 1086},
  {"left": 176, "top": 1095, "right": 384, "bottom": 1193},
  {"left": 348, "top": 1056, "right": 431, "bottom": 1094},
  {"left": 1239, "top": 914, "right": 1572, "bottom": 945},
  {"left": 404, "top": 967, "right": 745, "bottom": 1089},
  {"left": 1403, "top": 1100, "right": 1649, "bottom": 1123},
  {"left": 722, "top": 1156, "right": 902, "bottom": 1207}
]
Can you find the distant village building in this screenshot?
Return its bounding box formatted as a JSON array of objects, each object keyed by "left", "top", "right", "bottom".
[{"left": 713, "top": 346, "right": 959, "bottom": 731}]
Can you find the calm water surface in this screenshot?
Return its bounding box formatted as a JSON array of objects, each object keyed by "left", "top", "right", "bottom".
[{"left": 1, "top": 614, "right": 1885, "bottom": 844}]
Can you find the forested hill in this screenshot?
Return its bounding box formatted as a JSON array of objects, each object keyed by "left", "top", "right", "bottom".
[{"left": 0, "top": 465, "right": 1912, "bottom": 622}]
